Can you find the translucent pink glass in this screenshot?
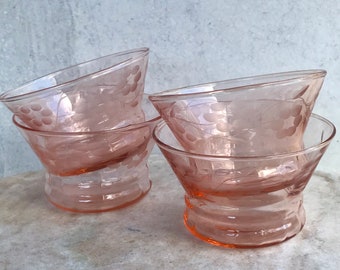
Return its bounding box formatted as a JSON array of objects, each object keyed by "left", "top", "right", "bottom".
[
  {"left": 153, "top": 114, "right": 335, "bottom": 248},
  {"left": 1, "top": 47, "right": 149, "bottom": 132},
  {"left": 149, "top": 70, "right": 326, "bottom": 155},
  {"left": 13, "top": 97, "right": 161, "bottom": 213}
]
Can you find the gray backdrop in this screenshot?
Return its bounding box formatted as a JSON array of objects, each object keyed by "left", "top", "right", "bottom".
[{"left": 1, "top": 0, "right": 339, "bottom": 177}]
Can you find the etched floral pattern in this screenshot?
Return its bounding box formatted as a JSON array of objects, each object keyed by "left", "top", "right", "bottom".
[
  {"left": 1, "top": 48, "right": 149, "bottom": 132},
  {"left": 153, "top": 114, "right": 335, "bottom": 247},
  {"left": 150, "top": 70, "right": 326, "bottom": 156}
]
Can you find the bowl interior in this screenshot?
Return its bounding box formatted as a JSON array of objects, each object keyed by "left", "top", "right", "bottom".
[
  {"left": 154, "top": 114, "right": 335, "bottom": 158},
  {"left": 155, "top": 98, "right": 316, "bottom": 155}
]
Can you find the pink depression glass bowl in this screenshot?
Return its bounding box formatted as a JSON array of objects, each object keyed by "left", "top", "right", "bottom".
[
  {"left": 1, "top": 47, "right": 149, "bottom": 132},
  {"left": 153, "top": 114, "right": 335, "bottom": 248},
  {"left": 149, "top": 70, "right": 326, "bottom": 155},
  {"left": 13, "top": 96, "right": 161, "bottom": 213}
]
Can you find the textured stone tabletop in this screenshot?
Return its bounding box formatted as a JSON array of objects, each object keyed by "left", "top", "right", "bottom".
[{"left": 0, "top": 153, "right": 339, "bottom": 270}]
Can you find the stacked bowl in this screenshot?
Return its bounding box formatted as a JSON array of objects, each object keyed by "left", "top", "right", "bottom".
[
  {"left": 150, "top": 70, "right": 335, "bottom": 248},
  {"left": 0, "top": 48, "right": 161, "bottom": 213},
  {"left": 0, "top": 51, "right": 336, "bottom": 248}
]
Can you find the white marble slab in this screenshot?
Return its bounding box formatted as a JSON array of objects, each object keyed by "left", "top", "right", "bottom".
[{"left": 0, "top": 153, "right": 339, "bottom": 270}]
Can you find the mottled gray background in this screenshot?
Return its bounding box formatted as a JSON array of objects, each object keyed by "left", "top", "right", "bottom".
[{"left": 1, "top": 0, "right": 339, "bottom": 177}]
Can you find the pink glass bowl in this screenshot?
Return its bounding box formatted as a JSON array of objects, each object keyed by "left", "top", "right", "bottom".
[
  {"left": 13, "top": 96, "right": 161, "bottom": 213},
  {"left": 1, "top": 47, "right": 149, "bottom": 132},
  {"left": 149, "top": 70, "right": 326, "bottom": 155},
  {"left": 153, "top": 114, "right": 335, "bottom": 248}
]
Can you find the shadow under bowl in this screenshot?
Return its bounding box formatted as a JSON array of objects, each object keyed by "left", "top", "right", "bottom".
[{"left": 153, "top": 114, "right": 335, "bottom": 248}]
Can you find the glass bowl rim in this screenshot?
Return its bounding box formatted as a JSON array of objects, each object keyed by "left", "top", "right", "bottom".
[
  {"left": 153, "top": 113, "right": 336, "bottom": 161},
  {"left": 149, "top": 69, "right": 326, "bottom": 102},
  {"left": 0, "top": 47, "right": 149, "bottom": 102}
]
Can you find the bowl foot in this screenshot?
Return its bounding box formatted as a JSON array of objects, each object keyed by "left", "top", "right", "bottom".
[
  {"left": 183, "top": 193, "right": 306, "bottom": 248},
  {"left": 44, "top": 164, "right": 151, "bottom": 213}
]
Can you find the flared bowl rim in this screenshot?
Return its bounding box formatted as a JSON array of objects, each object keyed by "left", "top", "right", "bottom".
[
  {"left": 153, "top": 113, "right": 336, "bottom": 161},
  {"left": 149, "top": 69, "right": 326, "bottom": 102},
  {"left": 0, "top": 47, "right": 149, "bottom": 102}
]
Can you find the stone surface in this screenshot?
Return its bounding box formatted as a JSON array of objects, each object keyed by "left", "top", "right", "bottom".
[
  {"left": 1, "top": 0, "right": 340, "bottom": 177},
  {"left": 0, "top": 154, "right": 339, "bottom": 269}
]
